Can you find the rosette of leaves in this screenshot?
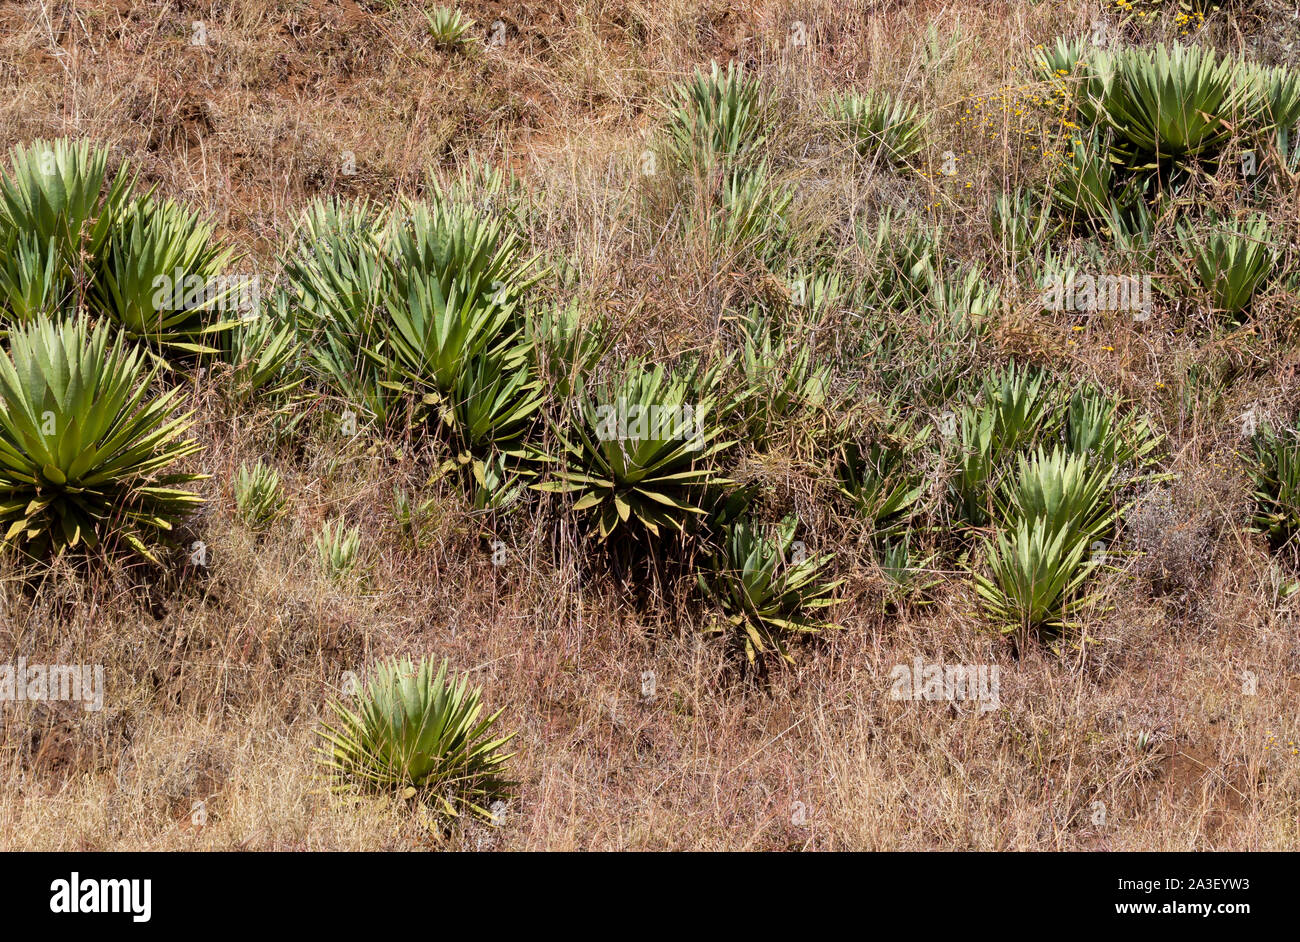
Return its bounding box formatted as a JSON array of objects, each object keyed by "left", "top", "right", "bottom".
[
  {"left": 699, "top": 516, "right": 842, "bottom": 665},
  {"left": 1175, "top": 211, "right": 1278, "bottom": 317},
  {"left": 317, "top": 656, "right": 516, "bottom": 819},
  {"left": 90, "top": 194, "right": 241, "bottom": 360},
  {"left": 0, "top": 314, "right": 203, "bottom": 561},
  {"left": 663, "top": 61, "right": 767, "bottom": 178},
  {"left": 0, "top": 138, "right": 134, "bottom": 319},
  {"left": 826, "top": 89, "right": 927, "bottom": 167},
  {"left": 537, "top": 359, "right": 732, "bottom": 543},
  {"left": 837, "top": 417, "right": 930, "bottom": 538},
  {"left": 1245, "top": 419, "right": 1300, "bottom": 552}
]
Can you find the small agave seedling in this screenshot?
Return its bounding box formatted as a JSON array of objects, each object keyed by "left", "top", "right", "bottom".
[
  {"left": 425, "top": 6, "right": 476, "bottom": 51},
  {"left": 314, "top": 518, "right": 361, "bottom": 582},
  {"left": 234, "top": 461, "right": 286, "bottom": 531}
]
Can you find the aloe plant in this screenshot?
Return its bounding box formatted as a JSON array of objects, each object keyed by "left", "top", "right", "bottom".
[
  {"left": 838, "top": 419, "right": 930, "bottom": 537},
  {"left": 424, "top": 6, "right": 475, "bottom": 50},
  {"left": 0, "top": 228, "right": 64, "bottom": 322},
  {"left": 0, "top": 314, "right": 203, "bottom": 561},
  {"left": 973, "top": 515, "right": 1095, "bottom": 634},
  {"left": 317, "top": 656, "right": 516, "bottom": 819},
  {"left": 286, "top": 197, "right": 393, "bottom": 423},
  {"left": 222, "top": 297, "right": 303, "bottom": 403},
  {"left": 699, "top": 516, "right": 842, "bottom": 664},
  {"left": 1066, "top": 385, "right": 1160, "bottom": 470},
  {"left": 734, "top": 310, "right": 829, "bottom": 450}
]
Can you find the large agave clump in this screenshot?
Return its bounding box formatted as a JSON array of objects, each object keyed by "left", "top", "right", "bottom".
[
  {"left": 318, "top": 656, "right": 516, "bottom": 819},
  {"left": 0, "top": 314, "right": 204, "bottom": 561},
  {"left": 699, "top": 516, "right": 842, "bottom": 665},
  {"left": 1102, "top": 43, "right": 1248, "bottom": 171}
]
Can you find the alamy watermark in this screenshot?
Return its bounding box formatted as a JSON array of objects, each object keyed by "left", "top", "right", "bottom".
[
  {"left": 594, "top": 399, "right": 705, "bottom": 450},
  {"left": 888, "top": 658, "right": 1000, "bottom": 713},
  {"left": 0, "top": 659, "right": 104, "bottom": 712},
  {"left": 151, "top": 270, "right": 261, "bottom": 317},
  {"left": 1040, "top": 273, "right": 1151, "bottom": 321}
]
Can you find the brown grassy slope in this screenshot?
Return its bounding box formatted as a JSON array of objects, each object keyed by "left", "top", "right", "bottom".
[{"left": 0, "top": 0, "right": 1298, "bottom": 849}]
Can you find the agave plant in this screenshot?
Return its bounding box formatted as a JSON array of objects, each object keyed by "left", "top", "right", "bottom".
[
  {"left": 706, "top": 161, "right": 792, "bottom": 258},
  {"left": 90, "top": 195, "right": 241, "bottom": 359},
  {"left": 1239, "top": 62, "right": 1300, "bottom": 145},
  {"left": 424, "top": 6, "right": 475, "bottom": 50},
  {"left": 234, "top": 461, "right": 286, "bottom": 531},
  {"left": 0, "top": 138, "right": 134, "bottom": 305},
  {"left": 1245, "top": 420, "right": 1300, "bottom": 552},
  {"left": 1102, "top": 43, "right": 1248, "bottom": 170},
  {"left": 826, "top": 89, "right": 927, "bottom": 167},
  {"left": 537, "top": 359, "right": 732, "bottom": 542},
  {"left": 699, "top": 516, "right": 842, "bottom": 664},
  {"left": 1176, "top": 212, "right": 1278, "bottom": 317},
  {"left": 837, "top": 419, "right": 930, "bottom": 537},
  {"left": 1051, "top": 131, "right": 1135, "bottom": 226},
  {"left": 950, "top": 404, "right": 998, "bottom": 526},
  {"left": 0, "top": 314, "right": 203, "bottom": 561},
  {"left": 973, "top": 515, "right": 1095, "bottom": 634},
  {"left": 317, "top": 656, "right": 516, "bottom": 818},
  {"left": 1066, "top": 386, "right": 1160, "bottom": 471},
  {"left": 992, "top": 187, "right": 1053, "bottom": 265},
  {"left": 1001, "top": 446, "right": 1117, "bottom": 547},
  {"left": 875, "top": 532, "right": 941, "bottom": 607},
  {"left": 285, "top": 198, "right": 394, "bottom": 424},
  {"left": 982, "top": 362, "right": 1063, "bottom": 456},
  {"left": 221, "top": 297, "right": 303, "bottom": 403},
  {"left": 315, "top": 518, "right": 361, "bottom": 582},
  {"left": 1033, "top": 36, "right": 1113, "bottom": 130},
  {"left": 949, "top": 364, "right": 1063, "bottom": 527},
  {"left": 527, "top": 300, "right": 604, "bottom": 402},
  {"left": 0, "top": 227, "right": 64, "bottom": 322},
  {"left": 663, "top": 61, "right": 767, "bottom": 178},
  {"left": 734, "top": 310, "right": 829, "bottom": 450}
]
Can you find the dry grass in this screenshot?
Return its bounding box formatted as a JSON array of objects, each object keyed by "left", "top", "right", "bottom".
[{"left": 1, "top": 0, "right": 1299, "bottom": 850}]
